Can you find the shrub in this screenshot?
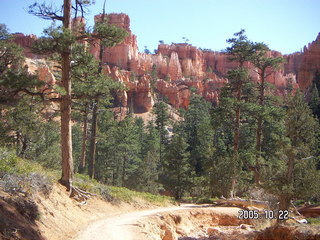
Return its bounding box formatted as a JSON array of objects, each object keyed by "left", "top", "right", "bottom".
[
  {"left": 4, "top": 197, "right": 40, "bottom": 222},
  {"left": 0, "top": 173, "right": 52, "bottom": 196},
  {"left": 0, "top": 147, "right": 53, "bottom": 196},
  {"left": 0, "top": 148, "right": 20, "bottom": 175}
]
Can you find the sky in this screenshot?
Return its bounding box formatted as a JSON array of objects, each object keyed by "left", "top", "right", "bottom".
[{"left": 0, "top": 0, "right": 319, "bottom": 54}]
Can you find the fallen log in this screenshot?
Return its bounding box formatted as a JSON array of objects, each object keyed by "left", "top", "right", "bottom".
[
  {"left": 298, "top": 205, "right": 320, "bottom": 218},
  {"left": 214, "top": 198, "right": 268, "bottom": 209}
]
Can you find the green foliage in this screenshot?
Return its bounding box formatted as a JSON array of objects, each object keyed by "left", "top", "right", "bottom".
[
  {"left": 0, "top": 29, "right": 24, "bottom": 74},
  {"left": 309, "top": 83, "right": 320, "bottom": 118},
  {"left": 72, "top": 44, "right": 121, "bottom": 100},
  {"left": 207, "top": 30, "right": 287, "bottom": 198},
  {"left": 153, "top": 101, "right": 170, "bottom": 148},
  {"left": 183, "top": 94, "right": 213, "bottom": 175},
  {"left": 0, "top": 24, "right": 10, "bottom": 40},
  {"left": 94, "top": 18, "right": 128, "bottom": 48},
  {"left": 262, "top": 92, "right": 320, "bottom": 203},
  {"left": 226, "top": 67, "right": 250, "bottom": 91},
  {"left": 74, "top": 173, "right": 173, "bottom": 205},
  {"left": 95, "top": 116, "right": 142, "bottom": 187},
  {"left": 0, "top": 25, "right": 43, "bottom": 104},
  {"left": 0, "top": 148, "right": 21, "bottom": 174},
  {"left": 252, "top": 53, "right": 284, "bottom": 73},
  {"left": 31, "top": 121, "right": 60, "bottom": 169},
  {"left": 209, "top": 73, "right": 258, "bottom": 196},
  {"left": 108, "top": 186, "right": 173, "bottom": 205},
  {"left": 0, "top": 93, "right": 61, "bottom": 169},
  {"left": 162, "top": 127, "right": 193, "bottom": 199},
  {"left": 153, "top": 101, "right": 170, "bottom": 138},
  {"left": 129, "top": 121, "right": 161, "bottom": 194},
  {"left": 307, "top": 217, "right": 320, "bottom": 225},
  {"left": 225, "top": 29, "right": 265, "bottom": 66},
  {"left": 151, "top": 64, "right": 158, "bottom": 79},
  {"left": 32, "top": 25, "right": 76, "bottom": 55},
  {"left": 0, "top": 147, "right": 54, "bottom": 177}
]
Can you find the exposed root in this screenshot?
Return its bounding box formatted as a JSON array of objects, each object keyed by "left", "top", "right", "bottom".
[
  {"left": 291, "top": 201, "right": 303, "bottom": 216},
  {"left": 69, "top": 186, "right": 97, "bottom": 204}
]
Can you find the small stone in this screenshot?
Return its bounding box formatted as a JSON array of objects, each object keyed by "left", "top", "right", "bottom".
[{"left": 207, "top": 227, "right": 221, "bottom": 236}]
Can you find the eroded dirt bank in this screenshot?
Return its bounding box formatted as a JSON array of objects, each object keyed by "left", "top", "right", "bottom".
[
  {"left": 0, "top": 183, "right": 170, "bottom": 240},
  {"left": 3, "top": 183, "right": 319, "bottom": 240},
  {"left": 75, "top": 205, "right": 267, "bottom": 240}
]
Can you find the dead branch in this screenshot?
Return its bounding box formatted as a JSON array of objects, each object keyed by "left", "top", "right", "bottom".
[{"left": 28, "top": 3, "right": 64, "bottom": 21}]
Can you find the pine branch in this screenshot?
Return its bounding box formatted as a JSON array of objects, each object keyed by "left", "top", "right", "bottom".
[{"left": 28, "top": 3, "right": 64, "bottom": 21}]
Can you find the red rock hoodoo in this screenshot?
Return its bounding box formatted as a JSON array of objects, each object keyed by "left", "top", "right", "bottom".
[{"left": 14, "top": 13, "right": 320, "bottom": 113}]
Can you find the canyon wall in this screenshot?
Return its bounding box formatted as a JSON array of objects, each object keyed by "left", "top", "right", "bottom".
[
  {"left": 97, "top": 13, "right": 302, "bottom": 110},
  {"left": 284, "top": 33, "right": 320, "bottom": 91},
  {"left": 13, "top": 13, "right": 320, "bottom": 112}
]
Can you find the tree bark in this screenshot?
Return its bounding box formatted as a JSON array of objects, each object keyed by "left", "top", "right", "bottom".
[
  {"left": 59, "top": 0, "right": 74, "bottom": 190},
  {"left": 279, "top": 195, "right": 291, "bottom": 211}
]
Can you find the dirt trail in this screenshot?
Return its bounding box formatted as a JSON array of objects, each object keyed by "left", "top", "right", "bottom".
[{"left": 74, "top": 205, "right": 244, "bottom": 240}]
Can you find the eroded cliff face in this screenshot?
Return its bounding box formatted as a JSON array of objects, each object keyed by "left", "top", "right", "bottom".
[
  {"left": 13, "top": 13, "right": 319, "bottom": 113},
  {"left": 286, "top": 33, "right": 320, "bottom": 91},
  {"left": 96, "top": 13, "right": 303, "bottom": 111}
]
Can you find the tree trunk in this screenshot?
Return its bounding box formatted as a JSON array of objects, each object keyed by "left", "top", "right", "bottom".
[
  {"left": 278, "top": 149, "right": 295, "bottom": 220},
  {"left": 19, "top": 136, "right": 28, "bottom": 158},
  {"left": 87, "top": 12, "right": 106, "bottom": 178},
  {"left": 59, "top": 0, "right": 73, "bottom": 190},
  {"left": 278, "top": 195, "right": 291, "bottom": 223},
  {"left": 122, "top": 155, "right": 127, "bottom": 187},
  {"left": 88, "top": 99, "right": 98, "bottom": 178},
  {"left": 112, "top": 169, "right": 116, "bottom": 186},
  {"left": 286, "top": 149, "right": 295, "bottom": 187},
  {"left": 230, "top": 178, "right": 236, "bottom": 199},
  {"left": 16, "top": 131, "right": 21, "bottom": 156},
  {"left": 79, "top": 103, "right": 88, "bottom": 173}
]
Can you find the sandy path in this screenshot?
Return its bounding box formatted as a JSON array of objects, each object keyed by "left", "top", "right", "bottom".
[
  {"left": 74, "top": 205, "right": 240, "bottom": 240},
  {"left": 74, "top": 206, "right": 185, "bottom": 240}
]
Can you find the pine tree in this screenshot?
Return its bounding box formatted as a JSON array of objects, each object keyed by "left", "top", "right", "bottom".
[
  {"left": 71, "top": 44, "right": 124, "bottom": 178},
  {"left": 261, "top": 92, "right": 320, "bottom": 211},
  {"left": 134, "top": 121, "right": 161, "bottom": 193},
  {"left": 29, "top": 1, "right": 127, "bottom": 183},
  {"left": 309, "top": 83, "right": 320, "bottom": 118},
  {"left": 95, "top": 116, "right": 141, "bottom": 187},
  {"left": 162, "top": 126, "right": 192, "bottom": 199},
  {"left": 225, "top": 30, "right": 259, "bottom": 197},
  {"left": 221, "top": 29, "right": 269, "bottom": 197},
  {"left": 0, "top": 24, "right": 43, "bottom": 105},
  {"left": 28, "top": 0, "right": 87, "bottom": 189},
  {"left": 281, "top": 92, "right": 319, "bottom": 210},
  {"left": 251, "top": 47, "right": 285, "bottom": 184},
  {"left": 153, "top": 101, "right": 170, "bottom": 165},
  {"left": 183, "top": 94, "right": 213, "bottom": 175},
  {"left": 0, "top": 25, "right": 48, "bottom": 160},
  {"left": 87, "top": 11, "right": 128, "bottom": 179}
]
